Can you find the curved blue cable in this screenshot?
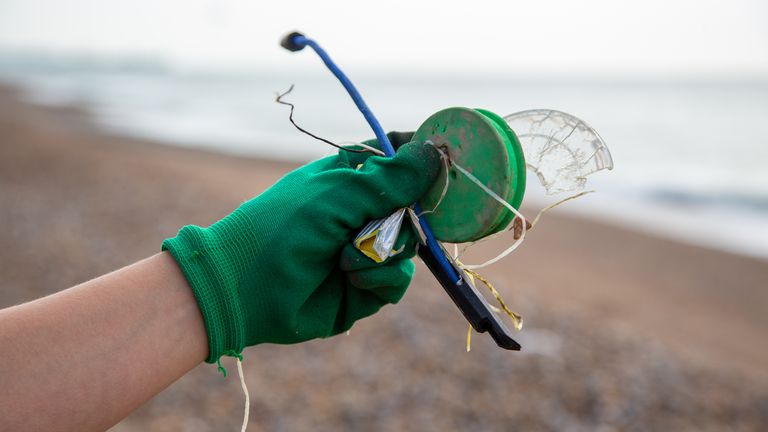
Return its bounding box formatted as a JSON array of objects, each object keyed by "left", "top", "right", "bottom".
[
  {"left": 292, "top": 34, "right": 459, "bottom": 283},
  {"left": 294, "top": 36, "right": 395, "bottom": 157}
]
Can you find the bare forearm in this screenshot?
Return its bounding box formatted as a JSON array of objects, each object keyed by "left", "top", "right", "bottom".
[{"left": 0, "top": 252, "right": 208, "bottom": 431}]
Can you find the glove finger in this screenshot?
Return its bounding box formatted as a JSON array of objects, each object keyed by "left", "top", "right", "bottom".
[
  {"left": 336, "top": 131, "right": 416, "bottom": 169},
  {"left": 306, "top": 264, "right": 411, "bottom": 336},
  {"left": 316, "top": 141, "right": 441, "bottom": 230},
  {"left": 354, "top": 141, "right": 441, "bottom": 214},
  {"left": 302, "top": 258, "right": 415, "bottom": 336},
  {"left": 346, "top": 258, "right": 415, "bottom": 305},
  {"left": 291, "top": 270, "right": 348, "bottom": 342},
  {"left": 361, "top": 131, "right": 416, "bottom": 153},
  {"left": 333, "top": 288, "right": 387, "bottom": 334}
]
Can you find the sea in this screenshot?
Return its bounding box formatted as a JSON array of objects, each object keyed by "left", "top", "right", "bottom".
[{"left": 1, "top": 54, "right": 767, "bottom": 260}]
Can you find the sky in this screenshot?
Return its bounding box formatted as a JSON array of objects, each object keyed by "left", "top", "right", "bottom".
[{"left": 0, "top": 0, "right": 767, "bottom": 77}]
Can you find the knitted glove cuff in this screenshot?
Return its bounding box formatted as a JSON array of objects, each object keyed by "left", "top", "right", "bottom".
[{"left": 162, "top": 225, "right": 246, "bottom": 363}]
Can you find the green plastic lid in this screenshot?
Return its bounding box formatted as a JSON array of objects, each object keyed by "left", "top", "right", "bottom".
[{"left": 414, "top": 107, "right": 526, "bottom": 243}]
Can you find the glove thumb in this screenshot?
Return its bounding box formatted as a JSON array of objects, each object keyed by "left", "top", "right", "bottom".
[{"left": 350, "top": 141, "right": 441, "bottom": 220}]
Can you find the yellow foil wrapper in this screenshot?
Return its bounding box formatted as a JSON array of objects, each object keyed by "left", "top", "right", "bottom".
[{"left": 354, "top": 208, "right": 407, "bottom": 263}]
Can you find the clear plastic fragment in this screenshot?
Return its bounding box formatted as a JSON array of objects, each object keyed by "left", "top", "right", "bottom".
[{"left": 504, "top": 109, "right": 614, "bottom": 194}]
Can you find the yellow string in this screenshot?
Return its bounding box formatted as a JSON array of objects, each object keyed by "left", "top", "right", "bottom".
[
  {"left": 466, "top": 325, "right": 472, "bottom": 352},
  {"left": 422, "top": 141, "right": 590, "bottom": 351},
  {"left": 461, "top": 265, "right": 523, "bottom": 352},
  {"left": 464, "top": 269, "right": 523, "bottom": 331}
]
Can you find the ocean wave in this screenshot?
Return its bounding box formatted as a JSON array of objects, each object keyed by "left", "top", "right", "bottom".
[
  {"left": 2, "top": 55, "right": 767, "bottom": 258},
  {"left": 647, "top": 189, "right": 768, "bottom": 213}
]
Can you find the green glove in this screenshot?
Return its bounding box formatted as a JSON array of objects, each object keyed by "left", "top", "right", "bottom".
[{"left": 163, "top": 137, "right": 439, "bottom": 364}]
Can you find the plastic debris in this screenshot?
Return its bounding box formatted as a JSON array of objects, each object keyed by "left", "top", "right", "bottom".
[
  {"left": 504, "top": 109, "right": 614, "bottom": 194},
  {"left": 354, "top": 208, "right": 407, "bottom": 263}
]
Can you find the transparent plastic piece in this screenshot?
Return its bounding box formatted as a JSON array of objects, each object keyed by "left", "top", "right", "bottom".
[{"left": 504, "top": 109, "right": 614, "bottom": 194}]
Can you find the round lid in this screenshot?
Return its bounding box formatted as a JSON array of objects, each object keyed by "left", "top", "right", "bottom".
[{"left": 414, "top": 107, "right": 526, "bottom": 243}]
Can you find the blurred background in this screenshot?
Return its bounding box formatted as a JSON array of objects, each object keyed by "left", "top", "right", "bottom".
[{"left": 1, "top": 0, "right": 766, "bottom": 430}]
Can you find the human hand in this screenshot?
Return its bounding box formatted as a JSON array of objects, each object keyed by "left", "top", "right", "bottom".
[{"left": 163, "top": 135, "right": 439, "bottom": 363}]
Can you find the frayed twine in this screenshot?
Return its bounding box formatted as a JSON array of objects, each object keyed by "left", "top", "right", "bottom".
[
  {"left": 215, "top": 352, "right": 251, "bottom": 431},
  {"left": 421, "top": 141, "right": 592, "bottom": 351},
  {"left": 216, "top": 350, "right": 244, "bottom": 377},
  {"left": 237, "top": 358, "right": 250, "bottom": 432},
  {"left": 417, "top": 144, "right": 451, "bottom": 217}
]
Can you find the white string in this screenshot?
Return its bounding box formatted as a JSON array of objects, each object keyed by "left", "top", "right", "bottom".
[
  {"left": 456, "top": 190, "right": 593, "bottom": 261},
  {"left": 337, "top": 141, "right": 386, "bottom": 156},
  {"left": 418, "top": 140, "right": 589, "bottom": 270},
  {"left": 237, "top": 358, "right": 250, "bottom": 432},
  {"left": 417, "top": 143, "right": 451, "bottom": 216},
  {"left": 529, "top": 190, "right": 594, "bottom": 227},
  {"left": 451, "top": 162, "right": 528, "bottom": 270}
]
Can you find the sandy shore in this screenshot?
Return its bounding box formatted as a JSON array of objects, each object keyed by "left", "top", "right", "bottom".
[{"left": 1, "top": 85, "right": 766, "bottom": 431}]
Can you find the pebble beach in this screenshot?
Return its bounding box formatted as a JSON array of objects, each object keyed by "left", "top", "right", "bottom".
[{"left": 1, "top": 85, "right": 766, "bottom": 431}]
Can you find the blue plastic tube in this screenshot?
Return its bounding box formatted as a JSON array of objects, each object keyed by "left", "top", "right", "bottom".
[{"left": 288, "top": 34, "right": 460, "bottom": 283}]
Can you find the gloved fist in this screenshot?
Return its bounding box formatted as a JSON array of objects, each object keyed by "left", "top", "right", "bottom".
[{"left": 163, "top": 134, "right": 439, "bottom": 363}]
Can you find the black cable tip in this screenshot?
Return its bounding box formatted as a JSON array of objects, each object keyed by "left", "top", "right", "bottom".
[{"left": 280, "top": 32, "right": 305, "bottom": 52}]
